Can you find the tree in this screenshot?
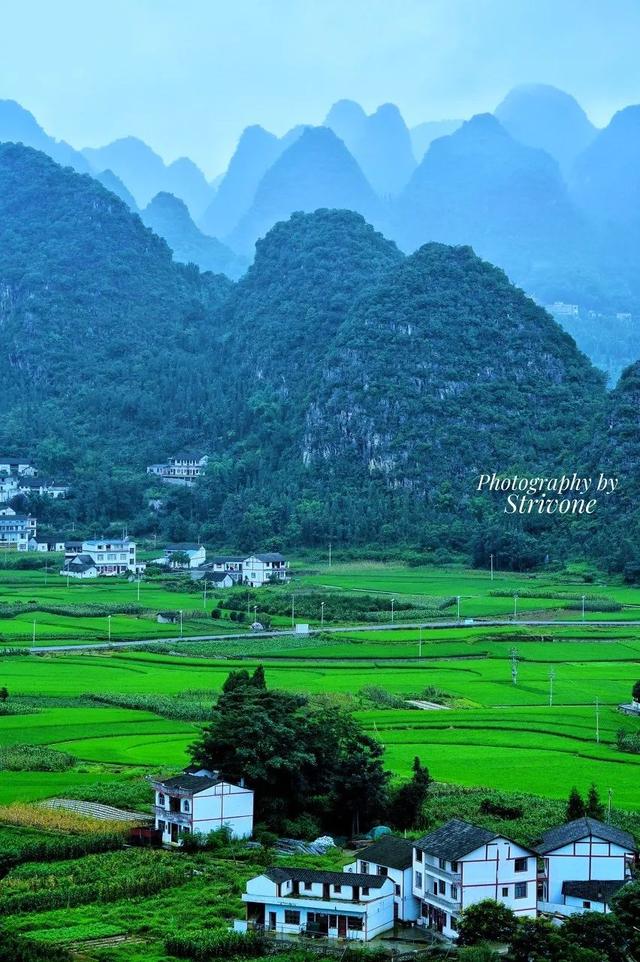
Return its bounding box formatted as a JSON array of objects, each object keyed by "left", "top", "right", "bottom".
[
  {"left": 509, "top": 915, "right": 616, "bottom": 962},
  {"left": 632, "top": 679, "right": 640, "bottom": 702},
  {"left": 0, "top": 687, "right": 8, "bottom": 703},
  {"left": 566, "top": 787, "right": 586, "bottom": 820},
  {"left": 457, "top": 901, "right": 517, "bottom": 946},
  {"left": 250, "top": 665, "right": 266, "bottom": 689},
  {"left": 611, "top": 881, "right": 640, "bottom": 962},
  {"left": 562, "top": 912, "right": 627, "bottom": 962},
  {"left": 389, "top": 756, "right": 431, "bottom": 829},
  {"left": 169, "top": 550, "right": 191, "bottom": 569},
  {"left": 585, "top": 784, "right": 605, "bottom": 820}
]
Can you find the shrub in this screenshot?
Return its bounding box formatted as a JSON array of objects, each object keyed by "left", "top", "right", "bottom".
[
  {"left": 165, "top": 930, "right": 267, "bottom": 960},
  {"left": 0, "top": 744, "right": 76, "bottom": 772},
  {"left": 616, "top": 729, "right": 640, "bottom": 754}
]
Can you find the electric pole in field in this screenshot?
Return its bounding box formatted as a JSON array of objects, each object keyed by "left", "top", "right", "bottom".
[
  {"left": 549, "top": 667, "right": 555, "bottom": 706},
  {"left": 490, "top": 554, "right": 494, "bottom": 581},
  {"left": 510, "top": 648, "right": 519, "bottom": 686},
  {"left": 328, "top": 542, "right": 332, "bottom": 567},
  {"left": 419, "top": 625, "right": 423, "bottom": 659},
  {"left": 513, "top": 593, "right": 518, "bottom": 621},
  {"left": 456, "top": 595, "right": 461, "bottom": 620},
  {"left": 291, "top": 595, "right": 295, "bottom": 628},
  {"left": 607, "top": 788, "right": 613, "bottom": 822},
  {"left": 595, "top": 696, "right": 600, "bottom": 743}
]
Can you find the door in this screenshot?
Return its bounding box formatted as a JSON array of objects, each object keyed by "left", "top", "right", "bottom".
[
  {"left": 338, "top": 916, "right": 347, "bottom": 938},
  {"left": 170, "top": 822, "right": 179, "bottom": 843},
  {"left": 269, "top": 912, "right": 277, "bottom": 931}
]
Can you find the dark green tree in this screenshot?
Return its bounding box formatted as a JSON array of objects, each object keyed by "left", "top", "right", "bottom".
[
  {"left": 457, "top": 901, "right": 517, "bottom": 947},
  {"left": 611, "top": 882, "right": 640, "bottom": 961},
  {"left": 632, "top": 679, "right": 640, "bottom": 702},
  {"left": 562, "top": 912, "right": 627, "bottom": 962},
  {"left": 585, "top": 784, "right": 605, "bottom": 820},
  {"left": 566, "top": 787, "right": 586, "bottom": 820},
  {"left": 0, "top": 687, "right": 8, "bottom": 703},
  {"left": 389, "top": 756, "right": 431, "bottom": 829}
]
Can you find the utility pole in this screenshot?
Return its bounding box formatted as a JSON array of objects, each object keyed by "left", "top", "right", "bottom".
[
  {"left": 490, "top": 553, "right": 494, "bottom": 582},
  {"left": 291, "top": 595, "right": 295, "bottom": 628},
  {"left": 137, "top": 576, "right": 141, "bottom": 601},
  {"left": 582, "top": 595, "right": 586, "bottom": 622},
  {"left": 179, "top": 609, "right": 184, "bottom": 639},
  {"left": 419, "top": 625, "right": 423, "bottom": 659},
  {"left": 203, "top": 578, "right": 207, "bottom": 609},
  {"left": 513, "top": 593, "right": 518, "bottom": 621},
  {"left": 607, "top": 788, "right": 613, "bottom": 822},
  {"left": 253, "top": 605, "right": 257, "bottom": 625},
  {"left": 391, "top": 598, "right": 395, "bottom": 624},
  {"left": 44, "top": 564, "right": 48, "bottom": 586},
  {"left": 32, "top": 620, "right": 36, "bottom": 645},
  {"left": 107, "top": 614, "right": 112, "bottom": 642},
  {"left": 510, "top": 648, "right": 518, "bottom": 686},
  {"left": 595, "top": 696, "right": 600, "bottom": 743},
  {"left": 456, "top": 595, "right": 461, "bottom": 620},
  {"left": 320, "top": 601, "right": 325, "bottom": 628},
  {"left": 328, "top": 543, "right": 332, "bottom": 567},
  {"left": 549, "top": 667, "right": 555, "bottom": 707}
]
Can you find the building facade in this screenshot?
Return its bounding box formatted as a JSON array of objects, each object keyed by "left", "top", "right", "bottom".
[
  {"left": 346, "top": 835, "right": 419, "bottom": 921},
  {"left": 61, "top": 539, "right": 144, "bottom": 577},
  {"left": 0, "top": 506, "right": 37, "bottom": 550},
  {"left": 536, "top": 817, "right": 637, "bottom": 916},
  {"left": 147, "top": 453, "right": 208, "bottom": 486},
  {"left": 235, "top": 868, "right": 395, "bottom": 941},
  {"left": 413, "top": 819, "right": 537, "bottom": 939},
  {"left": 242, "top": 554, "right": 289, "bottom": 586},
  {"left": 151, "top": 769, "right": 254, "bottom": 844}
]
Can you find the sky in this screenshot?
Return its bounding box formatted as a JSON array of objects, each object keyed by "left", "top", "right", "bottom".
[{"left": 1, "top": 0, "right": 639, "bottom": 177}]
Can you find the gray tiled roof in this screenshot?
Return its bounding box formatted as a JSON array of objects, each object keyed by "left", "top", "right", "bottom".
[
  {"left": 562, "top": 879, "right": 627, "bottom": 903},
  {"left": 415, "top": 819, "right": 498, "bottom": 860},
  {"left": 265, "top": 867, "right": 388, "bottom": 888},
  {"left": 536, "top": 818, "right": 637, "bottom": 855},
  {"left": 356, "top": 835, "right": 414, "bottom": 870},
  {"left": 154, "top": 773, "right": 222, "bottom": 793}
]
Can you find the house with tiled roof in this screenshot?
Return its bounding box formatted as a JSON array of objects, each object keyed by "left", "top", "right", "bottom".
[
  {"left": 235, "top": 866, "right": 395, "bottom": 940},
  {"left": 412, "top": 819, "right": 537, "bottom": 939},
  {"left": 535, "top": 817, "right": 637, "bottom": 916},
  {"left": 150, "top": 768, "right": 253, "bottom": 845},
  {"left": 345, "top": 835, "right": 418, "bottom": 921}
]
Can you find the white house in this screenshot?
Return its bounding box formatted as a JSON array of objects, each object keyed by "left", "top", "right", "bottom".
[
  {"left": 346, "top": 835, "right": 419, "bottom": 922},
  {"left": 0, "top": 506, "right": 37, "bottom": 551},
  {"left": 242, "top": 554, "right": 289, "bottom": 586},
  {"left": 191, "top": 569, "right": 234, "bottom": 588},
  {"left": 61, "top": 554, "right": 99, "bottom": 578},
  {"left": 151, "top": 543, "right": 206, "bottom": 569},
  {"left": 151, "top": 768, "right": 254, "bottom": 844},
  {"left": 147, "top": 452, "right": 208, "bottom": 486},
  {"left": 36, "top": 535, "right": 67, "bottom": 553},
  {"left": 17, "top": 478, "right": 69, "bottom": 499},
  {"left": 0, "top": 456, "right": 36, "bottom": 476},
  {"left": 412, "top": 819, "right": 537, "bottom": 939},
  {"left": 207, "top": 556, "right": 246, "bottom": 582},
  {"left": 536, "top": 817, "right": 637, "bottom": 917},
  {"left": 60, "top": 538, "right": 144, "bottom": 578},
  {"left": 0, "top": 475, "right": 19, "bottom": 502},
  {"left": 235, "top": 867, "right": 395, "bottom": 941}
]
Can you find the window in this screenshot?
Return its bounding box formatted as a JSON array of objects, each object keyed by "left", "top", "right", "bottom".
[
  {"left": 438, "top": 858, "right": 447, "bottom": 870},
  {"left": 395, "top": 884, "right": 401, "bottom": 896},
  {"left": 582, "top": 901, "right": 591, "bottom": 909},
  {"left": 158, "top": 820, "right": 165, "bottom": 833},
  {"left": 377, "top": 866, "right": 388, "bottom": 877},
  {"left": 438, "top": 880, "right": 446, "bottom": 895},
  {"left": 157, "top": 793, "right": 165, "bottom": 805},
  {"left": 334, "top": 885, "right": 342, "bottom": 893},
  {"left": 347, "top": 917, "right": 363, "bottom": 931},
  {"left": 502, "top": 887, "right": 509, "bottom": 897},
  {"left": 515, "top": 883, "right": 528, "bottom": 900},
  {"left": 360, "top": 861, "right": 369, "bottom": 873},
  {"left": 304, "top": 882, "right": 312, "bottom": 891},
  {"left": 514, "top": 857, "right": 528, "bottom": 873},
  {"left": 415, "top": 849, "right": 423, "bottom": 863},
  {"left": 362, "top": 886, "right": 369, "bottom": 896},
  {"left": 414, "top": 871, "right": 423, "bottom": 890},
  {"left": 183, "top": 800, "right": 190, "bottom": 813},
  {"left": 451, "top": 885, "right": 458, "bottom": 900},
  {"left": 450, "top": 917, "right": 458, "bottom": 932},
  {"left": 451, "top": 861, "right": 459, "bottom": 873},
  {"left": 284, "top": 910, "right": 300, "bottom": 925}
]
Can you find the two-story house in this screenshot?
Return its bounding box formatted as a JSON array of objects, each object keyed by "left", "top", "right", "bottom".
[
  {"left": 0, "top": 506, "right": 37, "bottom": 551},
  {"left": 151, "top": 768, "right": 254, "bottom": 844},
  {"left": 535, "top": 817, "right": 637, "bottom": 916},
  {"left": 161, "top": 543, "right": 206, "bottom": 568},
  {"left": 413, "top": 819, "right": 537, "bottom": 939},
  {"left": 235, "top": 867, "right": 395, "bottom": 941},
  {"left": 242, "top": 554, "right": 289, "bottom": 586},
  {"left": 147, "top": 453, "right": 208, "bottom": 486},
  {"left": 0, "top": 456, "right": 36, "bottom": 476},
  {"left": 345, "top": 835, "right": 419, "bottom": 921}
]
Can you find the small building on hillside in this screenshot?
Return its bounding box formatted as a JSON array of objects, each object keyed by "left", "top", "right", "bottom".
[
  {"left": 61, "top": 554, "right": 99, "bottom": 579},
  {"left": 0, "top": 506, "right": 37, "bottom": 551},
  {"left": 0, "top": 456, "right": 36, "bottom": 476},
  {"left": 207, "top": 556, "right": 245, "bottom": 582},
  {"left": 17, "top": 478, "right": 69, "bottom": 499},
  {"left": 147, "top": 452, "right": 208, "bottom": 486},
  {"left": 346, "top": 835, "right": 419, "bottom": 921},
  {"left": 36, "top": 535, "right": 67, "bottom": 553},
  {"left": 235, "top": 867, "right": 395, "bottom": 940},
  {"left": 536, "top": 817, "right": 637, "bottom": 917},
  {"left": 242, "top": 554, "right": 289, "bottom": 586},
  {"left": 163, "top": 544, "right": 206, "bottom": 568},
  {"left": 413, "top": 819, "right": 538, "bottom": 939},
  {"left": 151, "top": 768, "right": 253, "bottom": 844},
  {"left": 0, "top": 475, "right": 19, "bottom": 502},
  {"left": 191, "top": 569, "right": 234, "bottom": 588}
]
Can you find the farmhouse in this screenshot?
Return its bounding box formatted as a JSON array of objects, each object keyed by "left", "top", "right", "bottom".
[
  {"left": 147, "top": 452, "right": 208, "bottom": 486},
  {"left": 151, "top": 768, "right": 253, "bottom": 844},
  {"left": 16, "top": 478, "right": 70, "bottom": 499},
  {"left": 0, "top": 506, "right": 37, "bottom": 551},
  {"left": 0, "top": 456, "right": 36, "bottom": 476},
  {"left": 235, "top": 867, "right": 395, "bottom": 940},
  {"left": 60, "top": 538, "right": 144, "bottom": 578},
  {"left": 0, "top": 475, "right": 18, "bottom": 502},
  {"left": 412, "top": 819, "right": 537, "bottom": 939},
  {"left": 156, "top": 543, "right": 206, "bottom": 569},
  {"left": 535, "top": 817, "right": 637, "bottom": 917},
  {"left": 345, "top": 835, "right": 418, "bottom": 921},
  {"left": 191, "top": 569, "right": 234, "bottom": 588},
  {"left": 35, "top": 535, "right": 66, "bottom": 552},
  {"left": 242, "top": 554, "right": 289, "bottom": 586},
  {"left": 560, "top": 879, "right": 627, "bottom": 915}
]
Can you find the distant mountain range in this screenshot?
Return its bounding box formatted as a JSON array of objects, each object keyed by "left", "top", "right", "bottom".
[
  {"left": 2, "top": 87, "right": 640, "bottom": 379},
  {"left": 2, "top": 144, "right": 624, "bottom": 563}
]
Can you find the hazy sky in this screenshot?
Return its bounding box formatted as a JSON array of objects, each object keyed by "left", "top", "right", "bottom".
[{"left": 2, "top": 0, "right": 639, "bottom": 176}]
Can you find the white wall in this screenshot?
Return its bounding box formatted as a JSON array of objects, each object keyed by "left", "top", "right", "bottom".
[{"left": 545, "top": 840, "right": 632, "bottom": 904}]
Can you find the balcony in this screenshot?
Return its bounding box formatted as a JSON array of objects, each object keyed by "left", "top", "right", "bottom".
[
  {"left": 420, "top": 891, "right": 462, "bottom": 913},
  {"left": 154, "top": 806, "right": 191, "bottom": 827}
]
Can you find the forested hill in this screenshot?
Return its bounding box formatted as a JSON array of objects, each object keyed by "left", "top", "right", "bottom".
[
  {"left": 0, "top": 143, "right": 231, "bottom": 474},
  {"left": 0, "top": 145, "right": 622, "bottom": 560}
]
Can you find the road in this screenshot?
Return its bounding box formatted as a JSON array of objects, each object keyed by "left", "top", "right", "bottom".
[{"left": 25, "top": 617, "right": 640, "bottom": 654}]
